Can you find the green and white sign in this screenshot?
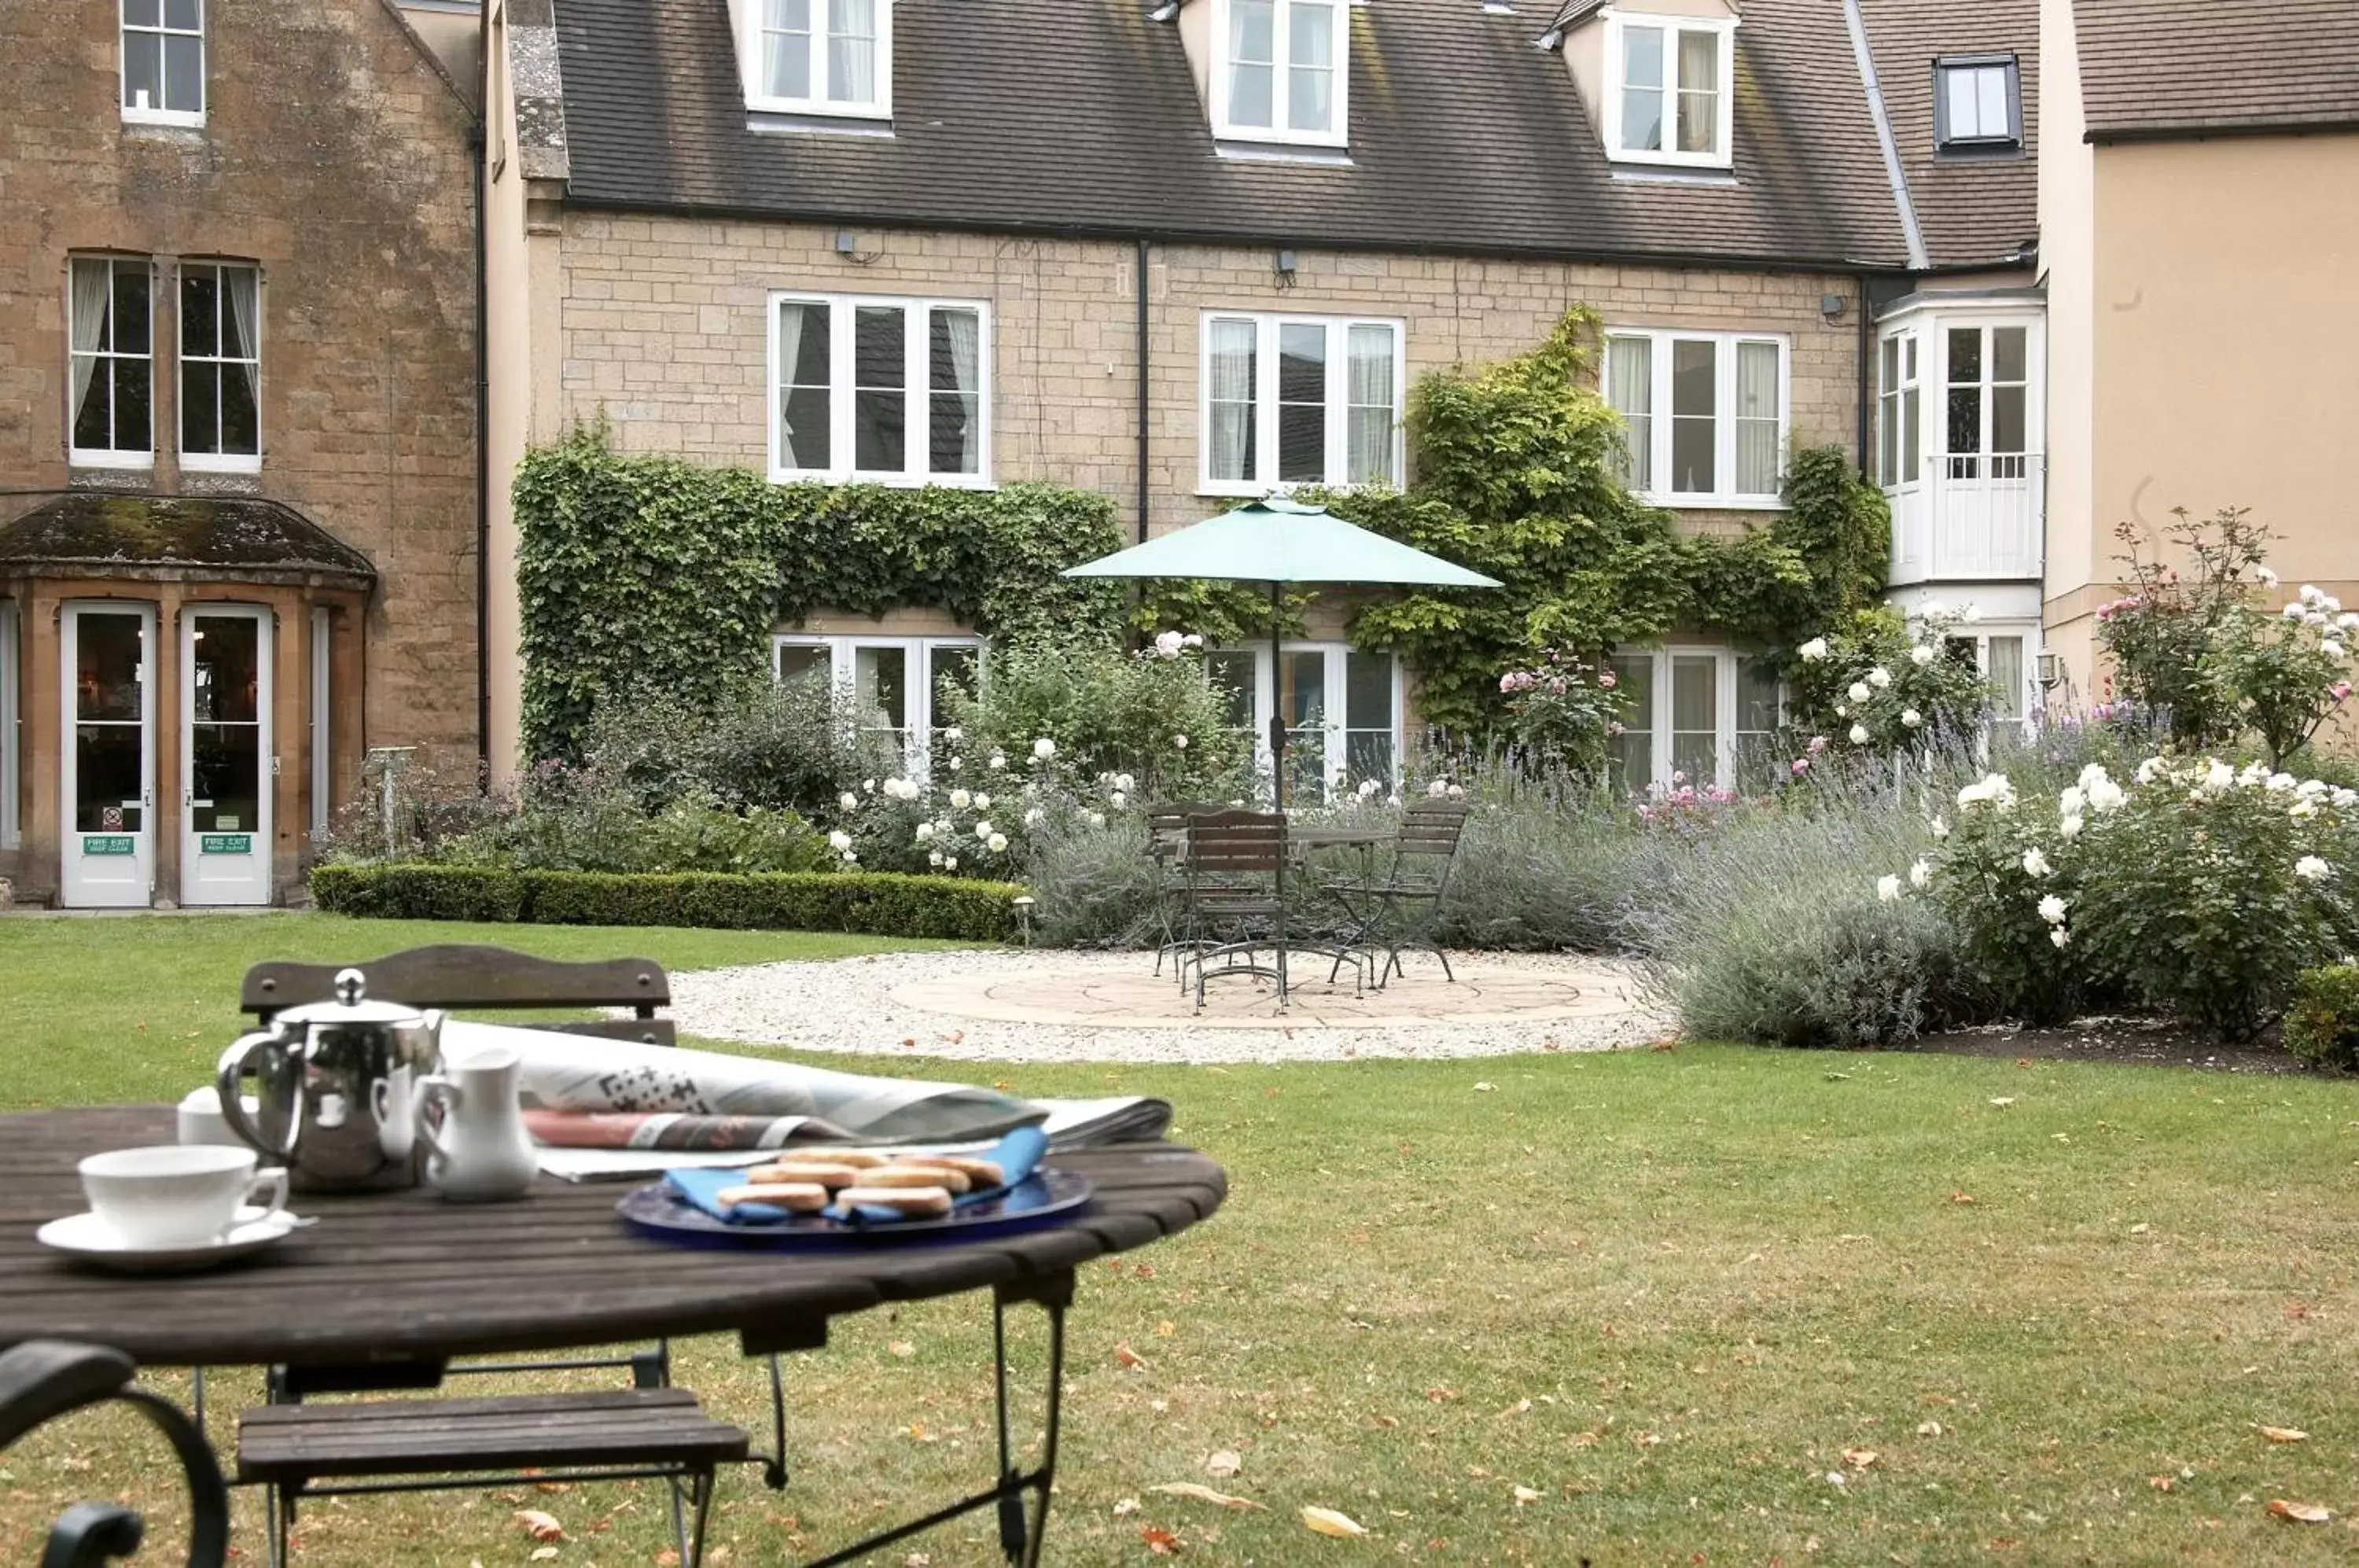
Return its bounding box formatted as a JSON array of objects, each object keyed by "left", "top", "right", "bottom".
[
  {"left": 83, "top": 835, "right": 137, "bottom": 856},
  {"left": 201, "top": 834, "right": 254, "bottom": 856}
]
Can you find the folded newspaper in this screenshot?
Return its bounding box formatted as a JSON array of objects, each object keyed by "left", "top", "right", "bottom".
[{"left": 438, "top": 1021, "right": 1172, "bottom": 1181}]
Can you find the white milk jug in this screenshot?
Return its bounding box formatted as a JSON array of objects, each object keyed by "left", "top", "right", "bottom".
[{"left": 414, "top": 1047, "right": 539, "bottom": 1202}]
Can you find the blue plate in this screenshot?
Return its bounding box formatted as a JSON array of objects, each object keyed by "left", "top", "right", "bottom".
[{"left": 616, "top": 1168, "right": 1094, "bottom": 1249}]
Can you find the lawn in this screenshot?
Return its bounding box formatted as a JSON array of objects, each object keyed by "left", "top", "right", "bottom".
[{"left": 5, "top": 916, "right": 2359, "bottom": 1565}]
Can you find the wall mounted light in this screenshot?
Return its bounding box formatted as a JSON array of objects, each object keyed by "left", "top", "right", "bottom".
[
  {"left": 834, "top": 230, "right": 859, "bottom": 256},
  {"left": 2036, "top": 650, "right": 2063, "bottom": 692},
  {"left": 1274, "top": 248, "right": 1298, "bottom": 289}
]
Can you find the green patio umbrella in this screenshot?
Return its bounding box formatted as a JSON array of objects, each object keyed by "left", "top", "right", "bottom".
[{"left": 1061, "top": 497, "right": 1500, "bottom": 805}]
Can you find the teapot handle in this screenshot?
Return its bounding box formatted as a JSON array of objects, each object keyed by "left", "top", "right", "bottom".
[{"left": 215, "top": 1029, "right": 300, "bottom": 1160}]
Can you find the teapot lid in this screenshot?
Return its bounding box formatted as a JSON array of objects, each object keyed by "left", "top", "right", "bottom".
[{"left": 274, "top": 968, "right": 434, "bottom": 1026}]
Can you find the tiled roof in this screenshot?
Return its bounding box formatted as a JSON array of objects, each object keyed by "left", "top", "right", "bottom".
[
  {"left": 1858, "top": 0, "right": 2039, "bottom": 270},
  {"left": 0, "top": 495, "right": 377, "bottom": 584},
  {"left": 2075, "top": 0, "right": 2359, "bottom": 139},
  {"left": 552, "top": 0, "right": 1915, "bottom": 269}
]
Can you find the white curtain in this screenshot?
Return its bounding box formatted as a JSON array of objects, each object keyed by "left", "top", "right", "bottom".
[
  {"left": 775, "top": 300, "right": 807, "bottom": 468},
  {"left": 223, "top": 264, "right": 259, "bottom": 418},
  {"left": 1604, "top": 335, "right": 1652, "bottom": 489},
  {"left": 764, "top": 0, "right": 810, "bottom": 98},
  {"left": 69, "top": 259, "right": 111, "bottom": 436},
  {"left": 944, "top": 307, "right": 981, "bottom": 473},
  {"left": 1734, "top": 340, "right": 1779, "bottom": 495},
  {"left": 1287, "top": 2, "right": 1334, "bottom": 133},
  {"left": 1345, "top": 324, "right": 1393, "bottom": 484},
  {"left": 1207, "top": 318, "right": 1256, "bottom": 481},
  {"left": 828, "top": 0, "right": 874, "bottom": 104}
]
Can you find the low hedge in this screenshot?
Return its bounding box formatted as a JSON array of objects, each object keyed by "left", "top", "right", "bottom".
[
  {"left": 311, "top": 863, "right": 1022, "bottom": 941},
  {"left": 2284, "top": 963, "right": 2359, "bottom": 1072}
]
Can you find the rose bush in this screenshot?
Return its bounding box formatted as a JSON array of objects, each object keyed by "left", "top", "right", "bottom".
[{"left": 1784, "top": 603, "right": 1997, "bottom": 773}]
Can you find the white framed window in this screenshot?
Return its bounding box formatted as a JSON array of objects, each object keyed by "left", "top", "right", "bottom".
[
  {"left": 121, "top": 0, "right": 205, "bottom": 127},
  {"left": 1602, "top": 329, "right": 1787, "bottom": 506},
  {"left": 1200, "top": 312, "right": 1402, "bottom": 494},
  {"left": 179, "top": 261, "right": 260, "bottom": 470},
  {"left": 1941, "top": 322, "right": 2031, "bottom": 479},
  {"left": 68, "top": 256, "right": 154, "bottom": 468},
  {"left": 1876, "top": 330, "right": 1921, "bottom": 488},
  {"left": 0, "top": 598, "right": 17, "bottom": 850},
  {"left": 1206, "top": 642, "right": 1400, "bottom": 797},
  {"left": 743, "top": 0, "right": 891, "bottom": 118},
  {"left": 1210, "top": 0, "right": 1349, "bottom": 147},
  {"left": 1944, "top": 630, "right": 2032, "bottom": 724},
  {"left": 1934, "top": 54, "right": 2020, "bottom": 149},
  {"left": 773, "top": 634, "right": 982, "bottom": 770},
  {"left": 1602, "top": 10, "right": 1735, "bottom": 169},
  {"left": 769, "top": 294, "right": 988, "bottom": 485},
  {"left": 1606, "top": 647, "right": 1782, "bottom": 795},
  {"left": 308, "top": 607, "right": 332, "bottom": 836}
]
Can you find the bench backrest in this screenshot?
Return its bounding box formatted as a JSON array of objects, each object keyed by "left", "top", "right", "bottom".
[{"left": 240, "top": 944, "right": 676, "bottom": 1046}]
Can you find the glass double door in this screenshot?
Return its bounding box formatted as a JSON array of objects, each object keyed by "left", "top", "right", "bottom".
[{"left": 57, "top": 603, "right": 270, "bottom": 908}]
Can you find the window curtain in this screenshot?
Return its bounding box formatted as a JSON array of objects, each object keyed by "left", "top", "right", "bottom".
[
  {"left": 1734, "top": 340, "right": 1779, "bottom": 495},
  {"left": 1345, "top": 324, "right": 1393, "bottom": 484},
  {"left": 69, "top": 259, "right": 110, "bottom": 435},
  {"left": 1604, "top": 335, "right": 1653, "bottom": 490},
  {"left": 1286, "top": 1, "right": 1334, "bottom": 132},
  {"left": 764, "top": 0, "right": 811, "bottom": 98},
  {"left": 827, "top": 0, "right": 874, "bottom": 103},
  {"left": 223, "top": 264, "right": 259, "bottom": 410},
  {"left": 1208, "top": 318, "right": 1256, "bottom": 480},
  {"left": 775, "top": 300, "right": 807, "bottom": 469},
  {"left": 1676, "top": 29, "right": 1718, "bottom": 153},
  {"left": 944, "top": 307, "right": 981, "bottom": 473}
]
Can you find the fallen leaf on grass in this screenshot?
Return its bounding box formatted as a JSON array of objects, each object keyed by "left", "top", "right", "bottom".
[
  {"left": 2130, "top": 1222, "right": 2151, "bottom": 1235},
  {"left": 1155, "top": 1320, "right": 1177, "bottom": 1338},
  {"left": 1511, "top": 1485, "right": 1543, "bottom": 1507},
  {"left": 1114, "top": 1342, "right": 1147, "bottom": 1370},
  {"left": 1113, "top": 1498, "right": 1139, "bottom": 1516},
  {"left": 1205, "top": 1450, "right": 1242, "bottom": 1478},
  {"left": 529, "top": 1549, "right": 559, "bottom": 1563},
  {"left": 2150, "top": 1477, "right": 2175, "bottom": 1493},
  {"left": 513, "top": 1510, "right": 566, "bottom": 1542},
  {"left": 1301, "top": 1506, "right": 1367, "bottom": 1538},
  {"left": 1916, "top": 1422, "right": 1944, "bottom": 1437},
  {"left": 1949, "top": 1191, "right": 1977, "bottom": 1205},
  {"left": 1989, "top": 1098, "right": 2015, "bottom": 1108},
  {"left": 1842, "top": 1448, "right": 1879, "bottom": 1470},
  {"left": 1150, "top": 1483, "right": 1264, "bottom": 1511},
  {"left": 2269, "top": 1500, "right": 2333, "bottom": 1523},
  {"left": 888, "top": 1341, "right": 915, "bottom": 1358},
  {"left": 1473, "top": 1082, "right": 1496, "bottom": 1093},
  {"left": 2254, "top": 1425, "right": 2310, "bottom": 1443},
  {"left": 1140, "top": 1524, "right": 1183, "bottom": 1553},
  {"left": 1496, "top": 1398, "right": 1532, "bottom": 1417}
]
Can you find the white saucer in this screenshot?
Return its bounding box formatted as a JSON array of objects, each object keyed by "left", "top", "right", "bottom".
[{"left": 36, "top": 1205, "right": 309, "bottom": 1273}]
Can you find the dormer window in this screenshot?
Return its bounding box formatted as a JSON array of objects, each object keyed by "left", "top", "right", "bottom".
[
  {"left": 1934, "top": 54, "right": 2021, "bottom": 151},
  {"left": 1603, "top": 10, "right": 1733, "bottom": 169},
  {"left": 745, "top": 0, "right": 890, "bottom": 118},
  {"left": 1213, "top": 0, "right": 1349, "bottom": 147}
]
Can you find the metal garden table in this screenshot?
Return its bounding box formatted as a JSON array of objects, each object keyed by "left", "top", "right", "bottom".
[{"left": 0, "top": 1106, "right": 1226, "bottom": 1566}]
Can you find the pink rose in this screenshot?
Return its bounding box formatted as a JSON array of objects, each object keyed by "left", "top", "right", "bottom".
[
  {"left": 1790, "top": 757, "right": 1811, "bottom": 775},
  {"left": 1598, "top": 671, "right": 1617, "bottom": 690}
]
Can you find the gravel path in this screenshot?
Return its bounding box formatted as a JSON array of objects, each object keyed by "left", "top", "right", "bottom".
[{"left": 669, "top": 950, "right": 1669, "bottom": 1066}]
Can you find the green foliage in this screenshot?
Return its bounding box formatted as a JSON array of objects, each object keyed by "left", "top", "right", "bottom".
[
  {"left": 514, "top": 426, "right": 1129, "bottom": 759},
  {"left": 1785, "top": 605, "right": 1997, "bottom": 765},
  {"left": 576, "top": 672, "right": 896, "bottom": 815},
  {"left": 310, "top": 863, "right": 1021, "bottom": 941},
  {"left": 1499, "top": 650, "right": 1622, "bottom": 779},
  {"left": 1324, "top": 311, "right": 1888, "bottom": 735},
  {"left": 939, "top": 642, "right": 1253, "bottom": 803},
  {"left": 2283, "top": 964, "right": 2359, "bottom": 1071}
]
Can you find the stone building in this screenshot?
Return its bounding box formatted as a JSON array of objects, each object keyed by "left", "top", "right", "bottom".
[
  {"left": 484, "top": 0, "right": 2041, "bottom": 796},
  {"left": 0, "top": 0, "right": 481, "bottom": 907}
]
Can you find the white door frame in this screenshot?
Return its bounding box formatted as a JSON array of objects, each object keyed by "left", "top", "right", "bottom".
[
  {"left": 179, "top": 604, "right": 273, "bottom": 906},
  {"left": 59, "top": 602, "right": 157, "bottom": 908}
]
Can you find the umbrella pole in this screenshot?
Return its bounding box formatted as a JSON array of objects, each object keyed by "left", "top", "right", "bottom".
[{"left": 1268, "top": 580, "right": 1285, "bottom": 812}]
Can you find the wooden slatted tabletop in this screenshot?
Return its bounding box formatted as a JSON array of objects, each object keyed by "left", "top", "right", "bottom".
[{"left": 0, "top": 1107, "right": 1225, "bottom": 1369}]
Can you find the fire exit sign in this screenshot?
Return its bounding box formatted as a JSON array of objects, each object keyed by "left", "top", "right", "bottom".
[{"left": 201, "top": 834, "right": 254, "bottom": 856}]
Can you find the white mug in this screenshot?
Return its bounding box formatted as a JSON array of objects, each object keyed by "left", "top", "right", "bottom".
[
  {"left": 80, "top": 1145, "right": 290, "bottom": 1248},
  {"left": 178, "top": 1088, "right": 261, "bottom": 1147}
]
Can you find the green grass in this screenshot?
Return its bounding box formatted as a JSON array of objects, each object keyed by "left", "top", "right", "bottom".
[{"left": 6, "top": 916, "right": 2359, "bottom": 1564}]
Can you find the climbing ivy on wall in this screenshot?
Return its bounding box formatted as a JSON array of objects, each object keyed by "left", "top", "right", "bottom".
[
  {"left": 1231, "top": 308, "right": 1888, "bottom": 734},
  {"left": 513, "top": 427, "right": 1129, "bottom": 760}
]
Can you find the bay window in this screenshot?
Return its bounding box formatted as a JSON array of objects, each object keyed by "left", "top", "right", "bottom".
[
  {"left": 745, "top": 0, "right": 890, "bottom": 116},
  {"left": 774, "top": 634, "right": 981, "bottom": 768},
  {"left": 1605, "top": 13, "right": 1734, "bottom": 168},
  {"left": 68, "top": 256, "right": 153, "bottom": 467},
  {"left": 1877, "top": 331, "right": 1921, "bottom": 488},
  {"left": 1202, "top": 312, "right": 1401, "bottom": 492},
  {"left": 122, "top": 0, "right": 204, "bottom": 126},
  {"left": 1209, "top": 643, "right": 1400, "bottom": 797},
  {"left": 1213, "top": 0, "right": 1349, "bottom": 146},
  {"left": 1606, "top": 647, "right": 1782, "bottom": 794},
  {"left": 179, "top": 260, "right": 260, "bottom": 469},
  {"left": 1603, "top": 329, "right": 1787, "bottom": 506},
  {"left": 771, "top": 294, "right": 987, "bottom": 484}
]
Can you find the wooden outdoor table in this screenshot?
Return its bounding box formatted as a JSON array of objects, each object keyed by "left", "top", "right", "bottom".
[{"left": 0, "top": 1106, "right": 1225, "bottom": 1367}]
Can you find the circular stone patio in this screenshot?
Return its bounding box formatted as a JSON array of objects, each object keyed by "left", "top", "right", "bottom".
[{"left": 669, "top": 950, "right": 1668, "bottom": 1065}]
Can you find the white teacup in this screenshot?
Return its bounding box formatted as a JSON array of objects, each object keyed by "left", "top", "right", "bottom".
[{"left": 79, "top": 1145, "right": 289, "bottom": 1249}]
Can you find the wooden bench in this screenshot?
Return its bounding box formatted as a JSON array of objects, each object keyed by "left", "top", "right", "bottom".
[
  {"left": 241, "top": 944, "right": 676, "bottom": 1045},
  {"left": 238, "top": 1387, "right": 749, "bottom": 1485}
]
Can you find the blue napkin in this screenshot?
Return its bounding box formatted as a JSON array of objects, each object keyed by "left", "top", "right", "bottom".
[{"left": 665, "top": 1126, "right": 1048, "bottom": 1228}]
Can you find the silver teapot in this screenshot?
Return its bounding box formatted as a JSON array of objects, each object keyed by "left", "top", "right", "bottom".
[{"left": 216, "top": 969, "right": 445, "bottom": 1192}]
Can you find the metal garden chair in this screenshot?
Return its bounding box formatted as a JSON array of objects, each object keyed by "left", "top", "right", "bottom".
[
  {"left": 1324, "top": 801, "right": 1471, "bottom": 985},
  {"left": 1180, "top": 809, "right": 1292, "bottom": 1010}
]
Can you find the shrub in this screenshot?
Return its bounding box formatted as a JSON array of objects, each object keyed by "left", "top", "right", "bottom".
[
  {"left": 2284, "top": 964, "right": 2359, "bottom": 1071},
  {"left": 311, "top": 864, "right": 1021, "bottom": 941},
  {"left": 1785, "top": 603, "right": 1995, "bottom": 767},
  {"left": 576, "top": 673, "right": 894, "bottom": 816}
]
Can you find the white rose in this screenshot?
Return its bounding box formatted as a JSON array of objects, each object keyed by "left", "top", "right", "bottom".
[
  {"left": 948, "top": 757, "right": 963, "bottom": 772},
  {"left": 988, "top": 753, "right": 1007, "bottom": 771},
  {"left": 1930, "top": 815, "right": 1949, "bottom": 839},
  {"left": 2254, "top": 565, "right": 2280, "bottom": 586},
  {"left": 1032, "top": 738, "right": 1057, "bottom": 760},
  {"left": 2037, "top": 893, "right": 2068, "bottom": 925},
  {"left": 944, "top": 727, "right": 962, "bottom": 742},
  {"left": 974, "top": 820, "right": 995, "bottom": 840},
  {"left": 1798, "top": 638, "right": 1830, "bottom": 661},
  {"left": 1115, "top": 774, "right": 1135, "bottom": 793},
  {"left": 2061, "top": 786, "right": 2087, "bottom": 815},
  {"left": 1154, "top": 630, "right": 1184, "bottom": 659},
  {"left": 1868, "top": 667, "right": 1893, "bottom": 689},
  {"left": 2338, "top": 613, "right": 2359, "bottom": 631},
  {"left": 1173, "top": 734, "right": 1189, "bottom": 750},
  {"left": 2335, "top": 789, "right": 2359, "bottom": 810},
  {"left": 950, "top": 788, "right": 973, "bottom": 809},
  {"left": 1908, "top": 858, "right": 1931, "bottom": 889},
  {"left": 1356, "top": 779, "right": 1378, "bottom": 798},
  {"left": 828, "top": 830, "right": 852, "bottom": 851},
  {"left": 1911, "top": 645, "right": 1935, "bottom": 666},
  {"left": 2268, "top": 772, "right": 2298, "bottom": 793},
  {"left": 1183, "top": 632, "right": 1203, "bottom": 647},
  {"left": 1110, "top": 791, "right": 1127, "bottom": 807},
  {"left": 973, "top": 793, "right": 992, "bottom": 811},
  {"left": 2302, "top": 584, "right": 2327, "bottom": 605},
  {"left": 863, "top": 778, "right": 877, "bottom": 793},
  {"left": 1428, "top": 779, "right": 1448, "bottom": 798},
  {"left": 1447, "top": 784, "right": 1466, "bottom": 800},
  {"left": 2022, "top": 848, "right": 2052, "bottom": 878},
  {"left": 839, "top": 792, "right": 859, "bottom": 811},
  {"left": 1876, "top": 874, "right": 1902, "bottom": 903},
  {"left": 1087, "top": 811, "right": 1106, "bottom": 827},
  {"left": 944, "top": 855, "right": 959, "bottom": 870},
  {"left": 2327, "top": 641, "right": 2347, "bottom": 660},
  {"left": 988, "top": 833, "right": 1009, "bottom": 852},
  {"left": 915, "top": 823, "right": 934, "bottom": 841},
  {"left": 929, "top": 849, "right": 944, "bottom": 867},
  {"left": 841, "top": 849, "right": 858, "bottom": 864},
  {"left": 2059, "top": 814, "right": 2084, "bottom": 838},
  {"left": 2297, "top": 856, "right": 2333, "bottom": 882},
  {"left": 1849, "top": 724, "right": 1870, "bottom": 745},
  {"left": 1901, "top": 709, "right": 1922, "bottom": 729},
  {"left": 2050, "top": 926, "right": 2070, "bottom": 949},
  {"left": 2205, "top": 760, "right": 2236, "bottom": 793},
  {"left": 1023, "top": 807, "right": 1043, "bottom": 826},
  {"left": 2086, "top": 779, "right": 2126, "bottom": 813},
  {"left": 2284, "top": 602, "right": 2309, "bottom": 620},
  {"left": 2136, "top": 756, "right": 2166, "bottom": 784},
  {"left": 1849, "top": 682, "right": 1872, "bottom": 704}
]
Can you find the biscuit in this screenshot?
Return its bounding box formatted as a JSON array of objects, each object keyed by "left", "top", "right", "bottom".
[
  {"left": 715, "top": 1182, "right": 830, "bottom": 1213},
  {"left": 836, "top": 1184, "right": 955, "bottom": 1219},
  {"left": 856, "top": 1164, "right": 973, "bottom": 1194}
]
